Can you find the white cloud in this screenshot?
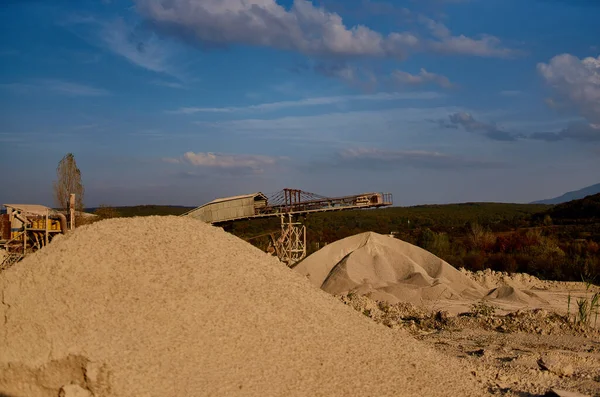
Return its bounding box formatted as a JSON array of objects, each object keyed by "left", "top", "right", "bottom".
[
  {"left": 391, "top": 68, "right": 453, "bottom": 88},
  {"left": 133, "top": 0, "right": 514, "bottom": 60},
  {"left": 537, "top": 53, "right": 600, "bottom": 124},
  {"left": 134, "top": 0, "right": 419, "bottom": 59},
  {"left": 164, "top": 152, "right": 282, "bottom": 173},
  {"left": 419, "top": 16, "right": 517, "bottom": 58},
  {"left": 169, "top": 91, "right": 443, "bottom": 114}
]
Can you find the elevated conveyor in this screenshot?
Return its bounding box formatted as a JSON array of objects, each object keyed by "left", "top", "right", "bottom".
[{"left": 182, "top": 188, "right": 393, "bottom": 267}]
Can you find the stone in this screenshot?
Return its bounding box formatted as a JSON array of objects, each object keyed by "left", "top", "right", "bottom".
[
  {"left": 468, "top": 349, "right": 485, "bottom": 357},
  {"left": 545, "top": 388, "right": 590, "bottom": 397},
  {"left": 59, "top": 384, "right": 93, "bottom": 397},
  {"left": 560, "top": 364, "right": 574, "bottom": 377},
  {"left": 537, "top": 357, "right": 575, "bottom": 377}
]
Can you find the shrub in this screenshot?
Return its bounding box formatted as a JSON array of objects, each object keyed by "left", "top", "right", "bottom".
[
  {"left": 487, "top": 253, "right": 518, "bottom": 274},
  {"left": 463, "top": 252, "right": 486, "bottom": 272},
  {"left": 469, "top": 223, "right": 495, "bottom": 252},
  {"left": 418, "top": 229, "right": 451, "bottom": 258},
  {"left": 94, "top": 205, "right": 120, "bottom": 219}
]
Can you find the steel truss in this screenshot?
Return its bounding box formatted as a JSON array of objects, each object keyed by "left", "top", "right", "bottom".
[{"left": 268, "top": 214, "right": 306, "bottom": 267}]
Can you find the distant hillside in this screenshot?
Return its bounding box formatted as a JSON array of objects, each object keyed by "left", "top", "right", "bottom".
[
  {"left": 86, "top": 205, "right": 195, "bottom": 217},
  {"left": 532, "top": 183, "right": 600, "bottom": 204},
  {"left": 541, "top": 193, "right": 600, "bottom": 224}
]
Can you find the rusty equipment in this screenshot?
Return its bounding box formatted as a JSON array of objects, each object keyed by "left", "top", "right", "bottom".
[{"left": 0, "top": 204, "right": 68, "bottom": 271}]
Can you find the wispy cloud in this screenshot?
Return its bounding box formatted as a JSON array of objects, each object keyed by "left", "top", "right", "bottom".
[
  {"left": 439, "top": 112, "right": 521, "bottom": 141},
  {"left": 318, "top": 147, "right": 504, "bottom": 170},
  {"left": 192, "top": 106, "right": 465, "bottom": 148},
  {"left": 313, "top": 62, "right": 378, "bottom": 91},
  {"left": 419, "top": 16, "right": 519, "bottom": 58},
  {"left": 40, "top": 79, "right": 110, "bottom": 96},
  {"left": 169, "top": 91, "right": 443, "bottom": 114},
  {"left": 62, "top": 13, "right": 188, "bottom": 80},
  {"left": 101, "top": 18, "right": 186, "bottom": 79},
  {"left": 163, "top": 151, "right": 284, "bottom": 174},
  {"left": 500, "top": 90, "right": 522, "bottom": 96},
  {"left": 439, "top": 111, "right": 600, "bottom": 143},
  {"left": 530, "top": 122, "right": 600, "bottom": 142},
  {"left": 0, "top": 79, "right": 109, "bottom": 97},
  {"left": 70, "top": 124, "right": 100, "bottom": 131},
  {"left": 151, "top": 80, "right": 186, "bottom": 89},
  {"left": 391, "top": 68, "right": 454, "bottom": 88}
]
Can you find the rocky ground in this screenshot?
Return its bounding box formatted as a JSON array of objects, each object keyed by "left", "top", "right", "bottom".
[{"left": 339, "top": 293, "right": 600, "bottom": 397}]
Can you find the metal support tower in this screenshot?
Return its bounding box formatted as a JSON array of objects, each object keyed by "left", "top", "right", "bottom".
[{"left": 270, "top": 214, "right": 306, "bottom": 267}]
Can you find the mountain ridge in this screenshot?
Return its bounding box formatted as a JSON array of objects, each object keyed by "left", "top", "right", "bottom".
[{"left": 531, "top": 183, "right": 600, "bottom": 205}]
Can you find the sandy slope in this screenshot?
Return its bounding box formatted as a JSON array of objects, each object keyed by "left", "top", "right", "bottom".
[
  {"left": 292, "top": 232, "right": 600, "bottom": 395},
  {"left": 294, "top": 232, "right": 485, "bottom": 305},
  {"left": 340, "top": 293, "right": 600, "bottom": 396},
  {"left": 0, "top": 217, "right": 486, "bottom": 397},
  {"left": 294, "top": 232, "right": 596, "bottom": 316}
]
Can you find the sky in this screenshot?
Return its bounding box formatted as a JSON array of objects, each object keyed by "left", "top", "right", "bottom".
[{"left": 1, "top": 0, "right": 599, "bottom": 207}]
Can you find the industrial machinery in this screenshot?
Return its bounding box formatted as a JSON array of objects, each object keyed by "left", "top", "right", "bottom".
[
  {"left": 182, "top": 188, "right": 393, "bottom": 266},
  {"left": 0, "top": 204, "right": 68, "bottom": 270}
]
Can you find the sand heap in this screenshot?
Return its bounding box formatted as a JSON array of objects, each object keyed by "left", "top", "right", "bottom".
[
  {"left": 294, "top": 232, "right": 486, "bottom": 305},
  {"left": 294, "top": 233, "right": 553, "bottom": 308},
  {"left": 0, "top": 217, "right": 485, "bottom": 397},
  {"left": 460, "top": 268, "right": 563, "bottom": 290}
]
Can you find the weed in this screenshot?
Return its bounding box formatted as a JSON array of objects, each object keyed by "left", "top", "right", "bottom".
[
  {"left": 573, "top": 274, "right": 600, "bottom": 327},
  {"left": 470, "top": 301, "right": 496, "bottom": 317},
  {"left": 577, "top": 297, "right": 590, "bottom": 325}
]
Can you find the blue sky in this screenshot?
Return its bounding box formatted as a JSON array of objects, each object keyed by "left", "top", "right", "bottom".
[{"left": 1, "top": 0, "right": 599, "bottom": 207}]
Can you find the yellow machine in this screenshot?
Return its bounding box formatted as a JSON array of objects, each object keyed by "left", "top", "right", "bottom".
[{"left": 1, "top": 204, "right": 68, "bottom": 269}]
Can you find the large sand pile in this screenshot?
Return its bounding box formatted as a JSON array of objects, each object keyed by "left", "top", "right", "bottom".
[
  {"left": 294, "top": 232, "right": 487, "bottom": 305},
  {"left": 0, "top": 217, "right": 485, "bottom": 397}
]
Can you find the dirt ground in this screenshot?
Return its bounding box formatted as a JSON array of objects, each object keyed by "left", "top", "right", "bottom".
[{"left": 339, "top": 286, "right": 600, "bottom": 397}]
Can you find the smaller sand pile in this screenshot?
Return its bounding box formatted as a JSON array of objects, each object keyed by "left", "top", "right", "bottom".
[
  {"left": 340, "top": 293, "right": 595, "bottom": 337},
  {"left": 294, "top": 232, "right": 486, "bottom": 305},
  {"left": 339, "top": 293, "right": 452, "bottom": 333},
  {"left": 459, "top": 268, "right": 558, "bottom": 290},
  {"left": 484, "top": 285, "right": 548, "bottom": 305}
]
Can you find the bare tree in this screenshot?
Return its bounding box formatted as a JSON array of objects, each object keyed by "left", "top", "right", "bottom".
[{"left": 53, "top": 153, "right": 84, "bottom": 211}]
